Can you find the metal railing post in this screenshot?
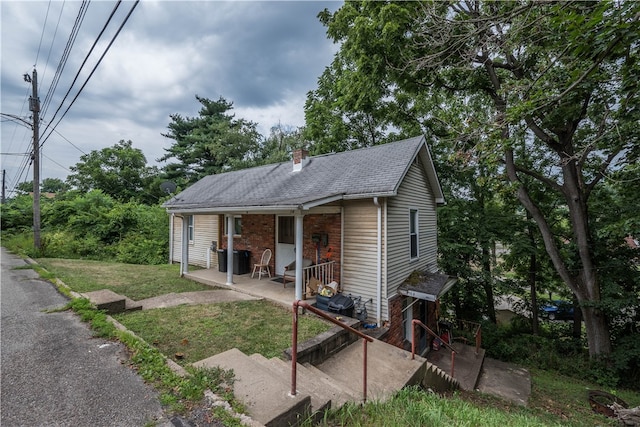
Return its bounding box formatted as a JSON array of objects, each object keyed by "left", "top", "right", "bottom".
[
  {"left": 363, "top": 339, "right": 368, "bottom": 402},
  {"left": 291, "top": 301, "right": 298, "bottom": 396},
  {"left": 411, "top": 319, "right": 456, "bottom": 379},
  {"left": 292, "top": 300, "right": 373, "bottom": 402}
]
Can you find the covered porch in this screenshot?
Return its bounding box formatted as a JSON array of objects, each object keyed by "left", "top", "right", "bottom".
[
  {"left": 174, "top": 206, "right": 342, "bottom": 303},
  {"left": 183, "top": 265, "right": 319, "bottom": 309}
]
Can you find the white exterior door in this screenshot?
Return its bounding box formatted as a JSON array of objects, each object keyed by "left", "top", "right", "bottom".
[
  {"left": 276, "top": 216, "right": 296, "bottom": 275},
  {"left": 403, "top": 297, "right": 414, "bottom": 343}
]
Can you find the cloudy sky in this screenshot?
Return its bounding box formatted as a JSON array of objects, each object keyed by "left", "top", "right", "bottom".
[{"left": 1, "top": 0, "right": 341, "bottom": 196}]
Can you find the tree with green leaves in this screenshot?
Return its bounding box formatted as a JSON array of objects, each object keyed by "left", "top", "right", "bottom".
[
  {"left": 159, "top": 96, "right": 262, "bottom": 185},
  {"left": 66, "top": 140, "right": 160, "bottom": 204},
  {"left": 312, "top": 1, "right": 639, "bottom": 358},
  {"left": 15, "top": 178, "right": 70, "bottom": 195}
]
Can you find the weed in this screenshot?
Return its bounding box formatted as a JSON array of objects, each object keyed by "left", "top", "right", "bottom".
[{"left": 67, "top": 298, "right": 116, "bottom": 338}]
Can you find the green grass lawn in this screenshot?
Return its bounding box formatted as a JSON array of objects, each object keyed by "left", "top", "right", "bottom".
[
  {"left": 113, "top": 300, "right": 331, "bottom": 364},
  {"left": 36, "top": 258, "right": 213, "bottom": 300}
]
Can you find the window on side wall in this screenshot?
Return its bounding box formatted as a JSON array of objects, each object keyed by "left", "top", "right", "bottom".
[
  {"left": 224, "top": 215, "right": 242, "bottom": 236},
  {"left": 410, "top": 209, "right": 419, "bottom": 259},
  {"left": 188, "top": 215, "right": 195, "bottom": 243}
]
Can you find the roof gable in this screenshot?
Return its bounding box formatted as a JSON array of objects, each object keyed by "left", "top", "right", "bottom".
[{"left": 164, "top": 135, "right": 444, "bottom": 213}]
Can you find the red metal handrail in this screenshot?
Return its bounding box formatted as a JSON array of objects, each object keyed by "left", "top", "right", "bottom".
[
  {"left": 292, "top": 300, "right": 373, "bottom": 402},
  {"left": 411, "top": 319, "right": 456, "bottom": 378}
]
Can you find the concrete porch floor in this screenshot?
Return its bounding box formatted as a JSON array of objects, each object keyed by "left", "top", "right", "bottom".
[{"left": 183, "top": 267, "right": 316, "bottom": 310}]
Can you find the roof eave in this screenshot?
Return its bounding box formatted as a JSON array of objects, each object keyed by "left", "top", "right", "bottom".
[{"left": 166, "top": 205, "right": 301, "bottom": 215}]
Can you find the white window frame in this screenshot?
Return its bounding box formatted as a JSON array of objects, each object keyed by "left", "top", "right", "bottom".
[
  {"left": 409, "top": 208, "right": 419, "bottom": 260},
  {"left": 188, "top": 215, "right": 195, "bottom": 243},
  {"left": 224, "top": 215, "right": 242, "bottom": 237}
]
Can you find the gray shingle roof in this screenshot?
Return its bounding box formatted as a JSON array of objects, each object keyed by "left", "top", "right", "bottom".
[{"left": 164, "top": 135, "right": 442, "bottom": 213}]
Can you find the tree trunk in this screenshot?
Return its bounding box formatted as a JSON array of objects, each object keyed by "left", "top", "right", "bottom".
[
  {"left": 482, "top": 245, "right": 497, "bottom": 324},
  {"left": 504, "top": 148, "right": 612, "bottom": 357},
  {"left": 527, "top": 218, "right": 539, "bottom": 335},
  {"left": 572, "top": 295, "right": 582, "bottom": 339},
  {"left": 529, "top": 252, "right": 539, "bottom": 335},
  {"left": 581, "top": 305, "right": 612, "bottom": 357}
]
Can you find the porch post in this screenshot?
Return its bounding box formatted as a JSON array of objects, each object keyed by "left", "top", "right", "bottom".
[
  {"left": 226, "top": 215, "right": 234, "bottom": 285},
  {"left": 295, "top": 213, "right": 304, "bottom": 301},
  {"left": 169, "top": 213, "right": 174, "bottom": 264},
  {"left": 181, "top": 215, "right": 190, "bottom": 276}
]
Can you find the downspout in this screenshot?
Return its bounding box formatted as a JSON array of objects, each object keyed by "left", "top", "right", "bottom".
[
  {"left": 226, "top": 215, "right": 234, "bottom": 286},
  {"left": 340, "top": 207, "right": 344, "bottom": 291},
  {"left": 181, "top": 215, "right": 189, "bottom": 276},
  {"left": 373, "top": 197, "right": 382, "bottom": 327}
]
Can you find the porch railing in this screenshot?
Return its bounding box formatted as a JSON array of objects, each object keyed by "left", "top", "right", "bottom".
[
  {"left": 412, "top": 319, "right": 456, "bottom": 378},
  {"left": 304, "top": 260, "right": 335, "bottom": 286},
  {"left": 292, "top": 300, "right": 373, "bottom": 402}
]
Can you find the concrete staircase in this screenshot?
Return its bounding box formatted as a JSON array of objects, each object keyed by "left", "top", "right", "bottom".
[
  {"left": 427, "top": 341, "right": 485, "bottom": 391},
  {"left": 83, "top": 289, "right": 142, "bottom": 314},
  {"left": 193, "top": 338, "right": 432, "bottom": 426}
]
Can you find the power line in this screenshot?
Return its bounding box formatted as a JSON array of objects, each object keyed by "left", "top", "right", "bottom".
[
  {"left": 41, "top": 1, "right": 91, "bottom": 121},
  {"left": 39, "top": 0, "right": 67, "bottom": 88},
  {"left": 34, "top": 0, "right": 53, "bottom": 66},
  {"left": 40, "top": 0, "right": 138, "bottom": 150}
]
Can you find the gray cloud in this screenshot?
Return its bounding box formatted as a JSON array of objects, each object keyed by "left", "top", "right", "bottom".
[{"left": 1, "top": 1, "right": 341, "bottom": 192}]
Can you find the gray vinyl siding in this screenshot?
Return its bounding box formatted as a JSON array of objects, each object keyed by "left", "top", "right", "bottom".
[
  {"left": 386, "top": 157, "right": 438, "bottom": 299},
  {"left": 342, "top": 200, "right": 387, "bottom": 322},
  {"left": 171, "top": 214, "right": 219, "bottom": 268}
]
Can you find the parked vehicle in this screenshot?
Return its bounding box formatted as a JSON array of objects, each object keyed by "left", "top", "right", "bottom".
[{"left": 541, "top": 300, "right": 574, "bottom": 321}]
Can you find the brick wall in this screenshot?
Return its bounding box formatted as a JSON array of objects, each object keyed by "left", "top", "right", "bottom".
[
  {"left": 383, "top": 295, "right": 439, "bottom": 352},
  {"left": 219, "top": 213, "right": 341, "bottom": 281},
  {"left": 384, "top": 295, "right": 405, "bottom": 349}
]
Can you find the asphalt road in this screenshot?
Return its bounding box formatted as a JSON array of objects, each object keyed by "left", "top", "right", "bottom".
[{"left": 0, "top": 247, "right": 170, "bottom": 426}]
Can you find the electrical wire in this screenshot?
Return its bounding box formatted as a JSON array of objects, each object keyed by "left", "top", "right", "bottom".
[
  {"left": 41, "top": 1, "right": 90, "bottom": 120},
  {"left": 40, "top": 0, "right": 138, "bottom": 150},
  {"left": 41, "top": 1, "right": 120, "bottom": 136},
  {"left": 39, "top": 0, "right": 67, "bottom": 91},
  {"left": 33, "top": 0, "right": 53, "bottom": 67}
]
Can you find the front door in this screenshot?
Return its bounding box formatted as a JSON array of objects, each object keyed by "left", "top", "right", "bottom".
[{"left": 276, "top": 216, "right": 296, "bottom": 275}]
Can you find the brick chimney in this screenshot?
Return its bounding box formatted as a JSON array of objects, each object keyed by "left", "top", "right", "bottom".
[{"left": 292, "top": 148, "right": 309, "bottom": 172}]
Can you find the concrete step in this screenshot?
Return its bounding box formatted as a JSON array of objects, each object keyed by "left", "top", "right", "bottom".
[
  {"left": 301, "top": 362, "right": 360, "bottom": 406},
  {"left": 315, "top": 338, "right": 428, "bottom": 402},
  {"left": 193, "top": 348, "right": 311, "bottom": 426},
  {"left": 427, "top": 342, "right": 485, "bottom": 391},
  {"left": 83, "top": 289, "right": 142, "bottom": 314},
  {"left": 423, "top": 362, "right": 460, "bottom": 393},
  {"left": 251, "top": 354, "right": 357, "bottom": 413},
  {"left": 249, "top": 354, "right": 332, "bottom": 419}
]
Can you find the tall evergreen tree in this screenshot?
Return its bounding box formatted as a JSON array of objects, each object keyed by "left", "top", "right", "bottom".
[{"left": 159, "top": 96, "right": 262, "bottom": 185}]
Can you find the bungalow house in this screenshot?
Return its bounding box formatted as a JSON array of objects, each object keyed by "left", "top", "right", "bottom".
[{"left": 163, "top": 135, "right": 456, "bottom": 351}]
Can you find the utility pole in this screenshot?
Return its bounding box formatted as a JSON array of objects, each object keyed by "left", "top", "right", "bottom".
[
  {"left": 27, "top": 68, "right": 41, "bottom": 250},
  {"left": 2, "top": 170, "right": 5, "bottom": 204}
]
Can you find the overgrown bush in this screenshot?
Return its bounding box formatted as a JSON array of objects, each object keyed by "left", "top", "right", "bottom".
[{"left": 2, "top": 192, "right": 169, "bottom": 264}]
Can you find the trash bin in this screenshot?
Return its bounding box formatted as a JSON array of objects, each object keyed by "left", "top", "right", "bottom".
[
  {"left": 233, "top": 250, "right": 251, "bottom": 275},
  {"left": 217, "top": 249, "right": 227, "bottom": 272},
  {"left": 328, "top": 293, "right": 355, "bottom": 317},
  {"left": 316, "top": 295, "right": 331, "bottom": 311}
]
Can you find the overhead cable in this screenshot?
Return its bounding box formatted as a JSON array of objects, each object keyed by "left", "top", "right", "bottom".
[{"left": 40, "top": 0, "right": 138, "bottom": 150}]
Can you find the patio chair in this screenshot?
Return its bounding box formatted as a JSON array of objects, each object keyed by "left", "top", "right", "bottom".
[
  {"left": 251, "top": 249, "right": 272, "bottom": 280},
  {"left": 282, "top": 258, "right": 313, "bottom": 288}
]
